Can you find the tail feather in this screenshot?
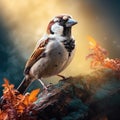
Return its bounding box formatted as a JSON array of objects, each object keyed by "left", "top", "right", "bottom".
[{"left": 17, "top": 77, "right": 32, "bottom": 94}]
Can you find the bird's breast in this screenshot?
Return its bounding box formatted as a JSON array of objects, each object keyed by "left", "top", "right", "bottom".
[{"left": 30, "top": 38, "right": 75, "bottom": 78}]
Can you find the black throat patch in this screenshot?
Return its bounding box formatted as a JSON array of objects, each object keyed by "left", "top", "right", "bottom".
[
  {"left": 62, "top": 38, "right": 75, "bottom": 57},
  {"left": 63, "top": 27, "right": 71, "bottom": 37}
]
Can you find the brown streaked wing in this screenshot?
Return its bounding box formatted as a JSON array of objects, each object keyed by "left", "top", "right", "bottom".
[{"left": 24, "top": 39, "right": 49, "bottom": 74}]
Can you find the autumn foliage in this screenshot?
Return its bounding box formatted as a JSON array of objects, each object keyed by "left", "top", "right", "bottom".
[
  {"left": 0, "top": 36, "right": 120, "bottom": 120},
  {"left": 87, "top": 36, "right": 120, "bottom": 76},
  {"left": 0, "top": 79, "right": 40, "bottom": 120}
]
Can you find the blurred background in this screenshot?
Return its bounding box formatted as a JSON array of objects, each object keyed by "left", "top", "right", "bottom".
[{"left": 0, "top": 0, "right": 120, "bottom": 95}]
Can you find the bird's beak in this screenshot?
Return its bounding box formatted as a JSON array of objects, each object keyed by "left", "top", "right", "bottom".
[{"left": 65, "top": 18, "right": 78, "bottom": 27}]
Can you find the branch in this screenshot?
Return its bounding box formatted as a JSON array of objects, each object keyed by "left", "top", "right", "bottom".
[{"left": 27, "top": 68, "right": 120, "bottom": 120}]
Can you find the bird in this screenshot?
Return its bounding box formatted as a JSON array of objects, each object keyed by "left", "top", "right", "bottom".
[{"left": 17, "top": 14, "right": 77, "bottom": 94}]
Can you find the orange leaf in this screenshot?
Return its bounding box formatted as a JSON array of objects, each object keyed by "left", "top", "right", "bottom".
[
  {"left": 87, "top": 36, "right": 97, "bottom": 48},
  {"left": 17, "top": 104, "right": 25, "bottom": 113},
  {"left": 23, "top": 94, "right": 29, "bottom": 106},
  {"left": 0, "top": 110, "right": 8, "bottom": 120},
  {"left": 2, "top": 78, "right": 9, "bottom": 87},
  {"left": 28, "top": 89, "right": 40, "bottom": 103}
]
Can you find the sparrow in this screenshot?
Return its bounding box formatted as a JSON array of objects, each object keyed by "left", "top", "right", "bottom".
[{"left": 17, "top": 14, "right": 77, "bottom": 94}]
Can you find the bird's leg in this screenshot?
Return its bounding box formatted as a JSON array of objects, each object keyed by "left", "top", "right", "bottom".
[
  {"left": 38, "top": 79, "right": 48, "bottom": 90},
  {"left": 57, "top": 74, "right": 66, "bottom": 79}
]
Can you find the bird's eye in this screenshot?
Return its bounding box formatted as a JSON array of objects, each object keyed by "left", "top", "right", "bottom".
[{"left": 59, "top": 18, "right": 68, "bottom": 26}]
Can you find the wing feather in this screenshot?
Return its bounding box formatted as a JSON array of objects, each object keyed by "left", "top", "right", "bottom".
[{"left": 24, "top": 38, "right": 49, "bottom": 74}]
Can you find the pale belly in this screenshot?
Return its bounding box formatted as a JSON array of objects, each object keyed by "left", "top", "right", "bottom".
[{"left": 30, "top": 40, "right": 74, "bottom": 79}]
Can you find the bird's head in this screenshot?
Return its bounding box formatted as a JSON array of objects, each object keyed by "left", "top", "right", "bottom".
[{"left": 47, "top": 15, "right": 77, "bottom": 37}]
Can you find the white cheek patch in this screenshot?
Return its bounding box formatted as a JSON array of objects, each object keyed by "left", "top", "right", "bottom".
[{"left": 51, "top": 23, "right": 63, "bottom": 35}]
